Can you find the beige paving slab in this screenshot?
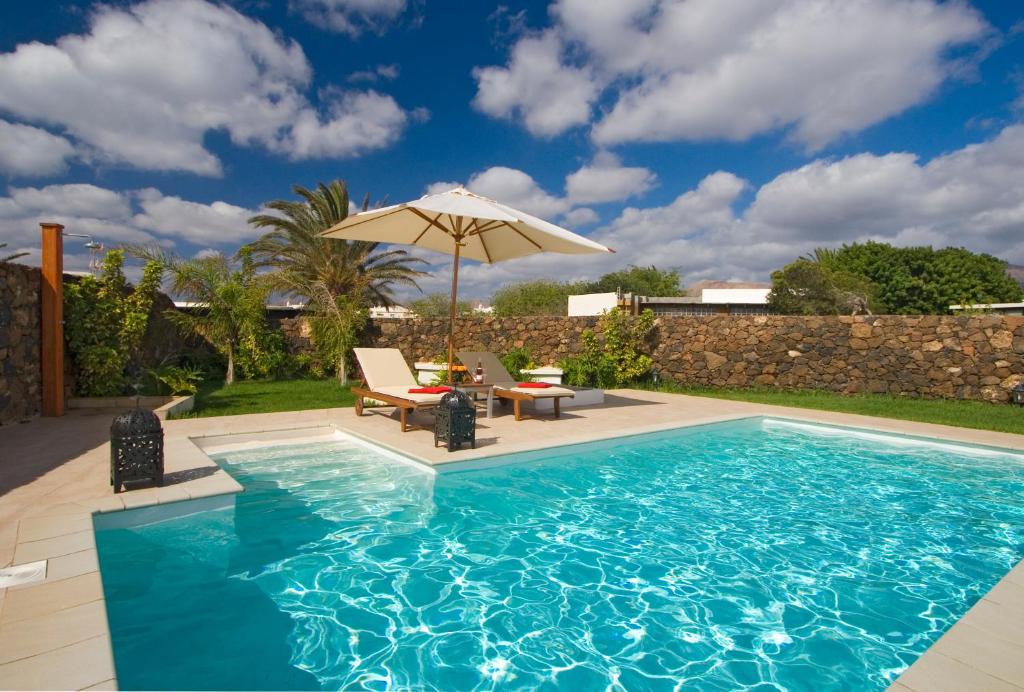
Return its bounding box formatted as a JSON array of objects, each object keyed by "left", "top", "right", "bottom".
[
  {"left": 0, "top": 600, "right": 108, "bottom": 664},
  {"left": 0, "top": 634, "right": 115, "bottom": 691},
  {"left": 956, "top": 597, "right": 1024, "bottom": 644},
  {"left": 932, "top": 621, "right": 1024, "bottom": 686},
  {"left": 897, "top": 650, "right": 1021, "bottom": 692},
  {"left": 1, "top": 572, "right": 104, "bottom": 624},
  {"left": 17, "top": 513, "right": 93, "bottom": 543},
  {"left": 83, "top": 679, "right": 118, "bottom": 691},
  {"left": 42, "top": 549, "right": 99, "bottom": 584},
  {"left": 12, "top": 529, "right": 94, "bottom": 564}
]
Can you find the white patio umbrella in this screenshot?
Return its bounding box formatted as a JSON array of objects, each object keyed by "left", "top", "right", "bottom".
[{"left": 321, "top": 186, "right": 614, "bottom": 383}]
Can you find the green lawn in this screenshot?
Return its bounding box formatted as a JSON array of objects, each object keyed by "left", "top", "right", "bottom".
[
  {"left": 644, "top": 384, "right": 1024, "bottom": 435},
  {"left": 176, "top": 378, "right": 356, "bottom": 418},
  {"left": 175, "top": 376, "right": 1024, "bottom": 435}
]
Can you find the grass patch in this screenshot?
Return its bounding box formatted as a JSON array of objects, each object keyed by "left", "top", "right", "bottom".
[
  {"left": 643, "top": 384, "right": 1024, "bottom": 435},
  {"left": 175, "top": 378, "right": 356, "bottom": 418}
]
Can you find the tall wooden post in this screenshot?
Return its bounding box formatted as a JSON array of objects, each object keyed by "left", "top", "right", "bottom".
[{"left": 40, "top": 222, "right": 65, "bottom": 417}]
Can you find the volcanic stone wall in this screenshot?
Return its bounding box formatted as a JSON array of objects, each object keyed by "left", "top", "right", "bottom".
[
  {"left": 371, "top": 314, "right": 1024, "bottom": 402},
  {"left": 0, "top": 262, "right": 42, "bottom": 424}
]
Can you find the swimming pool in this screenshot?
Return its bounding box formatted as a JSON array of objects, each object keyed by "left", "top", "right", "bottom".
[{"left": 95, "top": 418, "right": 1024, "bottom": 690}]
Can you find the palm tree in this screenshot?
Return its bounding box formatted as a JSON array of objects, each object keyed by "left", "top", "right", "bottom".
[
  {"left": 130, "top": 246, "right": 270, "bottom": 385},
  {"left": 247, "top": 181, "right": 425, "bottom": 306},
  {"left": 1, "top": 243, "right": 27, "bottom": 262}
]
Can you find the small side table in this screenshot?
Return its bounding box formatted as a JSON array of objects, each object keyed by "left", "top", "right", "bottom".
[{"left": 455, "top": 382, "right": 494, "bottom": 419}]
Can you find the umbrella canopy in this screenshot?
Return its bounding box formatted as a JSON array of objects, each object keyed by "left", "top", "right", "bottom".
[{"left": 322, "top": 186, "right": 614, "bottom": 382}]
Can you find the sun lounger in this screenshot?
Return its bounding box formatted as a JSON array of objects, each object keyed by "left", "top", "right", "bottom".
[
  {"left": 456, "top": 351, "right": 575, "bottom": 421},
  {"left": 352, "top": 348, "right": 447, "bottom": 432}
]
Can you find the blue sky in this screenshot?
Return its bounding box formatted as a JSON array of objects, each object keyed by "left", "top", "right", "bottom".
[{"left": 1, "top": 0, "right": 1023, "bottom": 302}]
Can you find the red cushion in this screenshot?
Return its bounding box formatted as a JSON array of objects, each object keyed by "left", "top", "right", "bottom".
[
  {"left": 516, "top": 382, "right": 552, "bottom": 388},
  {"left": 408, "top": 386, "right": 452, "bottom": 394}
]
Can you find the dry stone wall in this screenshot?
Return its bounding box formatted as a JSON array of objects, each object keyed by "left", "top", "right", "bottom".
[
  {"left": 371, "top": 315, "right": 1024, "bottom": 402},
  {"left": 0, "top": 262, "right": 41, "bottom": 424}
]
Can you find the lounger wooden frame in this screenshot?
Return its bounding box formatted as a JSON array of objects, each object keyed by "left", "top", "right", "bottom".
[
  {"left": 494, "top": 387, "right": 573, "bottom": 421},
  {"left": 351, "top": 383, "right": 436, "bottom": 432}
]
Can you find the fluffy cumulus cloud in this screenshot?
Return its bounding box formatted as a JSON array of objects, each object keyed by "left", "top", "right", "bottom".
[
  {"left": 472, "top": 31, "right": 599, "bottom": 137},
  {"left": 0, "top": 183, "right": 258, "bottom": 272},
  {"left": 410, "top": 126, "right": 1024, "bottom": 301},
  {"left": 474, "top": 0, "right": 990, "bottom": 149},
  {"left": 564, "top": 152, "right": 656, "bottom": 205},
  {"left": 423, "top": 153, "right": 657, "bottom": 224},
  {"left": 292, "top": 0, "right": 409, "bottom": 37},
  {"left": 0, "top": 120, "right": 76, "bottom": 177},
  {"left": 0, "top": 0, "right": 415, "bottom": 176}
]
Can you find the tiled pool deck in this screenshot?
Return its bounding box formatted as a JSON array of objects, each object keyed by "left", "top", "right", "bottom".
[{"left": 1, "top": 390, "right": 1022, "bottom": 690}]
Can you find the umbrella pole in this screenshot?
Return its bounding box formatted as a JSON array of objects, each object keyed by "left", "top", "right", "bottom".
[{"left": 447, "top": 241, "right": 461, "bottom": 385}]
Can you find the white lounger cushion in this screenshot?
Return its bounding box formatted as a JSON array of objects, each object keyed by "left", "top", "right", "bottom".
[
  {"left": 353, "top": 348, "right": 420, "bottom": 390},
  {"left": 371, "top": 385, "right": 447, "bottom": 404},
  {"left": 494, "top": 383, "right": 575, "bottom": 398}
]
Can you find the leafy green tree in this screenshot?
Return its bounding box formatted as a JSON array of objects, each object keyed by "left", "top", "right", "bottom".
[
  {"left": 64, "top": 250, "right": 162, "bottom": 396},
  {"left": 132, "top": 247, "right": 272, "bottom": 385},
  {"left": 767, "top": 259, "right": 879, "bottom": 315},
  {"left": 492, "top": 279, "right": 587, "bottom": 316},
  {"left": 409, "top": 292, "right": 472, "bottom": 318},
  {"left": 247, "top": 180, "right": 425, "bottom": 307},
  {"left": 817, "top": 242, "right": 1022, "bottom": 314},
  {"left": 583, "top": 265, "right": 683, "bottom": 296}
]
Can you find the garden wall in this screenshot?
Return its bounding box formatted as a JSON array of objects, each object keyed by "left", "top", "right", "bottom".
[
  {"left": 370, "top": 315, "right": 1024, "bottom": 402},
  {"left": 0, "top": 262, "right": 42, "bottom": 424}
]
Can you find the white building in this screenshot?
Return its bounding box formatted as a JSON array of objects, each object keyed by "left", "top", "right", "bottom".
[
  {"left": 949, "top": 302, "right": 1024, "bottom": 316},
  {"left": 369, "top": 304, "right": 415, "bottom": 319},
  {"left": 568, "top": 287, "right": 771, "bottom": 317}
]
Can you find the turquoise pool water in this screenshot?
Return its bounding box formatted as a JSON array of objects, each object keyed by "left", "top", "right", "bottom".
[{"left": 95, "top": 418, "right": 1024, "bottom": 690}]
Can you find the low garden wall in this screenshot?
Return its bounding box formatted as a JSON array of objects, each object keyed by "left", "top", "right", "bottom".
[
  {"left": 371, "top": 315, "right": 1024, "bottom": 402},
  {"left": 0, "top": 262, "right": 42, "bottom": 424}
]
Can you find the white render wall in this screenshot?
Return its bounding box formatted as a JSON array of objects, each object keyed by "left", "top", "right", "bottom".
[
  {"left": 568, "top": 292, "right": 618, "bottom": 316},
  {"left": 700, "top": 288, "right": 770, "bottom": 305}
]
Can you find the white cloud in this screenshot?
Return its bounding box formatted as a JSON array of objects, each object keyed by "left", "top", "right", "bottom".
[
  {"left": 285, "top": 90, "right": 410, "bottom": 159},
  {"left": 562, "top": 207, "right": 599, "bottom": 227},
  {"left": 466, "top": 166, "right": 570, "bottom": 218},
  {"left": 745, "top": 124, "right": 1024, "bottom": 255},
  {"left": 132, "top": 188, "right": 257, "bottom": 245},
  {"left": 564, "top": 152, "right": 656, "bottom": 204},
  {"left": 0, "top": 0, "right": 414, "bottom": 176},
  {"left": 0, "top": 183, "right": 259, "bottom": 273},
  {"left": 409, "top": 126, "right": 1024, "bottom": 301},
  {"left": 472, "top": 30, "right": 599, "bottom": 137},
  {"left": 423, "top": 153, "right": 655, "bottom": 224},
  {"left": 347, "top": 63, "right": 400, "bottom": 83},
  {"left": 474, "top": 0, "right": 990, "bottom": 148},
  {"left": 292, "top": 0, "right": 408, "bottom": 37},
  {"left": 0, "top": 120, "right": 76, "bottom": 178}
]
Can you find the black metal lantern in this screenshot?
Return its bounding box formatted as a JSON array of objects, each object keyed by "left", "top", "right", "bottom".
[
  {"left": 1012, "top": 382, "right": 1024, "bottom": 407},
  {"left": 110, "top": 407, "right": 164, "bottom": 493},
  {"left": 434, "top": 389, "right": 476, "bottom": 452}
]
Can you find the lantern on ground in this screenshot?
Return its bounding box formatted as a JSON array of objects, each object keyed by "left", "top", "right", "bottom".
[
  {"left": 434, "top": 389, "right": 476, "bottom": 452},
  {"left": 1012, "top": 382, "right": 1024, "bottom": 407},
  {"left": 110, "top": 407, "right": 164, "bottom": 492}
]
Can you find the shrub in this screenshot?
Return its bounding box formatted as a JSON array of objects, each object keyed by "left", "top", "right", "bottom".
[
  {"left": 500, "top": 347, "right": 535, "bottom": 381},
  {"left": 235, "top": 327, "right": 289, "bottom": 380},
  {"left": 64, "top": 250, "right": 162, "bottom": 396},
  {"left": 560, "top": 308, "right": 655, "bottom": 388},
  {"left": 149, "top": 364, "right": 204, "bottom": 395}
]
